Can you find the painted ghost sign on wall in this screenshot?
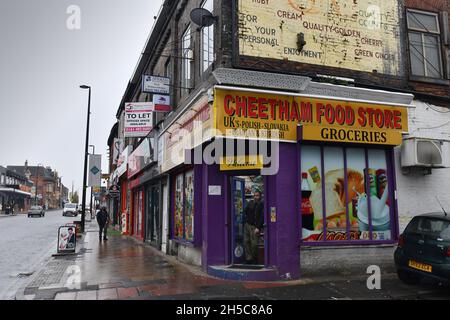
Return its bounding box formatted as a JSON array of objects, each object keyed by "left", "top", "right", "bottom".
[{"left": 238, "top": 0, "right": 402, "bottom": 76}]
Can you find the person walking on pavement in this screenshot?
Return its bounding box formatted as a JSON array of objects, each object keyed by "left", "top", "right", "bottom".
[
  {"left": 243, "top": 190, "right": 264, "bottom": 264},
  {"left": 97, "top": 206, "right": 110, "bottom": 242}
]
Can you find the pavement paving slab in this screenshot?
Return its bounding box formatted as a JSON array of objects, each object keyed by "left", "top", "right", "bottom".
[{"left": 15, "top": 220, "right": 450, "bottom": 300}]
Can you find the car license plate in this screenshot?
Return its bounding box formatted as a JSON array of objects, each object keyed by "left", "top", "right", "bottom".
[{"left": 408, "top": 260, "right": 432, "bottom": 273}]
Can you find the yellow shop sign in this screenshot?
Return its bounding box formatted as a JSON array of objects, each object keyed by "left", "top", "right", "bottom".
[
  {"left": 220, "top": 155, "right": 264, "bottom": 171},
  {"left": 302, "top": 125, "right": 403, "bottom": 145},
  {"left": 213, "top": 88, "right": 408, "bottom": 145}
]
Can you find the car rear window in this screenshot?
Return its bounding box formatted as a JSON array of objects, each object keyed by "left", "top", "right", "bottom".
[
  {"left": 405, "top": 217, "right": 450, "bottom": 241},
  {"left": 30, "top": 206, "right": 41, "bottom": 210},
  {"left": 65, "top": 204, "right": 77, "bottom": 209}
]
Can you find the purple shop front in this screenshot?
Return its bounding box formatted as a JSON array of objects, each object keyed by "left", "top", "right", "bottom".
[{"left": 165, "top": 87, "right": 408, "bottom": 281}]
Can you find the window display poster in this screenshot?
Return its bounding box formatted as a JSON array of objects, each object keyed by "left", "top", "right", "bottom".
[
  {"left": 174, "top": 174, "right": 184, "bottom": 238},
  {"left": 184, "top": 170, "right": 194, "bottom": 241},
  {"left": 301, "top": 146, "right": 391, "bottom": 241}
]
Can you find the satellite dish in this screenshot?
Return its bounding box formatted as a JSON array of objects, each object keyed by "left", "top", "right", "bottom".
[{"left": 190, "top": 8, "right": 216, "bottom": 27}]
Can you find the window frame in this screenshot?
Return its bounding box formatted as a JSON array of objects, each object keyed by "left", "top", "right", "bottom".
[
  {"left": 180, "top": 25, "right": 193, "bottom": 97},
  {"left": 200, "top": 0, "right": 215, "bottom": 74},
  {"left": 406, "top": 9, "right": 444, "bottom": 79}
]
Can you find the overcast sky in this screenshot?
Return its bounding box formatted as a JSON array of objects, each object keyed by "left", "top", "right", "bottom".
[{"left": 0, "top": 0, "right": 163, "bottom": 196}]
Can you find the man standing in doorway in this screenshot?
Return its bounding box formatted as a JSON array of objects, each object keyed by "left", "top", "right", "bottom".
[{"left": 243, "top": 190, "right": 264, "bottom": 264}]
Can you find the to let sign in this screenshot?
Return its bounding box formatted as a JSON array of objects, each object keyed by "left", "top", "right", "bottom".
[{"left": 124, "top": 103, "right": 153, "bottom": 138}]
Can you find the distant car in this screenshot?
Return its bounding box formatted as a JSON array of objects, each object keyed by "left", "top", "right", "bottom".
[
  {"left": 28, "top": 206, "right": 45, "bottom": 218},
  {"left": 394, "top": 213, "right": 450, "bottom": 285},
  {"left": 63, "top": 203, "right": 79, "bottom": 217}
]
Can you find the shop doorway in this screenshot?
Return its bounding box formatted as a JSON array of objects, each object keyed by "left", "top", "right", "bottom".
[
  {"left": 230, "top": 175, "right": 265, "bottom": 268},
  {"left": 145, "top": 185, "right": 161, "bottom": 247}
]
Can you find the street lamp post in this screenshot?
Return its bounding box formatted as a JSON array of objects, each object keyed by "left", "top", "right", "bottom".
[
  {"left": 89, "top": 144, "right": 95, "bottom": 218},
  {"left": 80, "top": 85, "right": 91, "bottom": 233}
]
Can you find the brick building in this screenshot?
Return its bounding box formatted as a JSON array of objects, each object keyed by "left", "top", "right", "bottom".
[
  {"left": 108, "top": 0, "right": 450, "bottom": 280},
  {"left": 0, "top": 166, "right": 33, "bottom": 214},
  {"left": 8, "top": 162, "right": 65, "bottom": 209}
]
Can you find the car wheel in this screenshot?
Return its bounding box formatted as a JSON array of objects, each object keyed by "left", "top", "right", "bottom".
[
  {"left": 28, "top": 215, "right": 30, "bottom": 218},
  {"left": 397, "top": 269, "right": 420, "bottom": 285}
]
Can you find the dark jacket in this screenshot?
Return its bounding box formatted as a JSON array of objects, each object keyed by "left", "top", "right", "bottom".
[
  {"left": 96, "top": 209, "right": 109, "bottom": 227},
  {"left": 243, "top": 200, "right": 264, "bottom": 229}
]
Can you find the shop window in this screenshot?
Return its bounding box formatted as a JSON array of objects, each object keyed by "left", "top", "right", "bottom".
[
  {"left": 201, "top": 0, "right": 214, "bottom": 73},
  {"left": 323, "top": 147, "right": 346, "bottom": 240},
  {"left": 367, "top": 149, "right": 391, "bottom": 241},
  {"left": 301, "top": 146, "right": 393, "bottom": 243},
  {"left": 300, "top": 146, "right": 323, "bottom": 240},
  {"left": 174, "top": 173, "right": 184, "bottom": 238},
  {"left": 407, "top": 9, "right": 443, "bottom": 79},
  {"left": 346, "top": 148, "right": 366, "bottom": 241},
  {"left": 173, "top": 170, "right": 195, "bottom": 241},
  {"left": 184, "top": 170, "right": 195, "bottom": 241},
  {"left": 181, "top": 25, "right": 193, "bottom": 97}
]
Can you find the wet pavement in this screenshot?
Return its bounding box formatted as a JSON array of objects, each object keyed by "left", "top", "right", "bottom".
[
  {"left": 14, "top": 220, "right": 450, "bottom": 300},
  {"left": 0, "top": 209, "right": 81, "bottom": 300}
]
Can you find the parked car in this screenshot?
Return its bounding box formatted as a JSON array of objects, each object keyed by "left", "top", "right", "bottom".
[
  {"left": 63, "top": 203, "right": 79, "bottom": 217},
  {"left": 394, "top": 213, "right": 450, "bottom": 285},
  {"left": 28, "top": 206, "right": 45, "bottom": 218}
]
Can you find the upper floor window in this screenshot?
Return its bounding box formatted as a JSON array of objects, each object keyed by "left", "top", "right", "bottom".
[
  {"left": 181, "top": 25, "right": 193, "bottom": 97},
  {"left": 407, "top": 9, "right": 443, "bottom": 79},
  {"left": 201, "top": 0, "right": 214, "bottom": 73}
]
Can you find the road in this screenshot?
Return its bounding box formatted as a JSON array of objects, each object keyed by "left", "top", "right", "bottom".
[{"left": 0, "top": 209, "right": 81, "bottom": 299}]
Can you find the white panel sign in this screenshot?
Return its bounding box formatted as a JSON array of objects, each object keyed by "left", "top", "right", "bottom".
[
  {"left": 142, "top": 75, "right": 170, "bottom": 94},
  {"left": 208, "top": 185, "right": 222, "bottom": 196}
]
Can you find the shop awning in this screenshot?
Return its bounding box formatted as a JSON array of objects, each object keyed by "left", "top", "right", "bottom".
[
  {"left": 0, "top": 188, "right": 32, "bottom": 197},
  {"left": 213, "top": 68, "right": 311, "bottom": 93}
]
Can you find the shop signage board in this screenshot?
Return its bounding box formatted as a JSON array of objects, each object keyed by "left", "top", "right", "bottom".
[
  {"left": 113, "top": 138, "right": 124, "bottom": 165},
  {"left": 108, "top": 184, "right": 120, "bottom": 198},
  {"left": 237, "top": 0, "right": 401, "bottom": 76},
  {"left": 220, "top": 155, "right": 264, "bottom": 171},
  {"left": 113, "top": 146, "right": 132, "bottom": 180},
  {"left": 124, "top": 103, "right": 154, "bottom": 138},
  {"left": 142, "top": 75, "right": 170, "bottom": 94},
  {"left": 162, "top": 95, "right": 213, "bottom": 172},
  {"left": 213, "top": 87, "right": 408, "bottom": 145},
  {"left": 128, "top": 135, "right": 156, "bottom": 179}
]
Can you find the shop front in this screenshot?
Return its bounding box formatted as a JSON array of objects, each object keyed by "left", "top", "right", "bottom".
[
  {"left": 128, "top": 133, "right": 159, "bottom": 242},
  {"left": 0, "top": 187, "right": 32, "bottom": 214},
  {"left": 159, "top": 81, "right": 412, "bottom": 280},
  {"left": 111, "top": 145, "right": 132, "bottom": 235}
]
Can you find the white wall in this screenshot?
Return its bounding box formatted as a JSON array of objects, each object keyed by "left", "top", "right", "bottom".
[{"left": 395, "top": 100, "right": 450, "bottom": 231}]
